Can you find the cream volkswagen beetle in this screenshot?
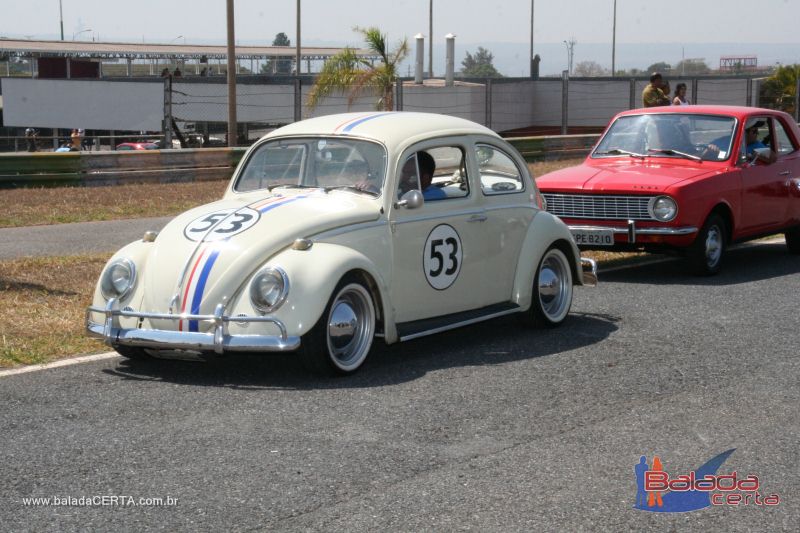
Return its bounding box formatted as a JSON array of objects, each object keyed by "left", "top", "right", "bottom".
[{"left": 87, "top": 112, "right": 597, "bottom": 375}]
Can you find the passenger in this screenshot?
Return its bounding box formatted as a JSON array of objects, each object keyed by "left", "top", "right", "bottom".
[
  {"left": 642, "top": 72, "right": 671, "bottom": 108},
  {"left": 672, "top": 83, "right": 691, "bottom": 106},
  {"left": 744, "top": 120, "right": 777, "bottom": 163}
]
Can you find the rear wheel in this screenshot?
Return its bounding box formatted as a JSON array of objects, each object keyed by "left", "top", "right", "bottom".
[
  {"left": 299, "top": 278, "right": 376, "bottom": 376},
  {"left": 785, "top": 227, "right": 800, "bottom": 254},
  {"left": 523, "top": 247, "right": 573, "bottom": 328},
  {"left": 688, "top": 213, "right": 726, "bottom": 276}
]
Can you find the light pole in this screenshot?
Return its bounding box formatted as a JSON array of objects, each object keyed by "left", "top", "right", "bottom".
[
  {"left": 295, "top": 0, "right": 301, "bottom": 76},
  {"left": 59, "top": 0, "right": 64, "bottom": 41},
  {"left": 563, "top": 38, "right": 576, "bottom": 75},
  {"left": 529, "top": 0, "right": 534, "bottom": 78},
  {"left": 611, "top": 0, "right": 617, "bottom": 76},
  {"left": 226, "top": 0, "right": 237, "bottom": 147},
  {"left": 73, "top": 28, "right": 92, "bottom": 40},
  {"left": 428, "top": 0, "right": 433, "bottom": 78}
]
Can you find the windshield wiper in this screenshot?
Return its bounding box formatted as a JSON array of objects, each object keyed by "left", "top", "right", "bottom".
[
  {"left": 267, "top": 184, "right": 318, "bottom": 192},
  {"left": 595, "top": 148, "right": 648, "bottom": 159},
  {"left": 647, "top": 148, "right": 701, "bottom": 161},
  {"left": 324, "top": 185, "right": 379, "bottom": 196}
]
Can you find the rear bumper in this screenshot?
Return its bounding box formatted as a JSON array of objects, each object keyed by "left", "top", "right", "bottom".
[{"left": 86, "top": 299, "right": 300, "bottom": 354}]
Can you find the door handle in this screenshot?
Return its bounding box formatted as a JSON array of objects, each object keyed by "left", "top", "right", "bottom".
[
  {"left": 467, "top": 214, "right": 487, "bottom": 223},
  {"left": 779, "top": 170, "right": 791, "bottom": 176}
]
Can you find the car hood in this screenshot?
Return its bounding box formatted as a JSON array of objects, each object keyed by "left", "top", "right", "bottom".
[
  {"left": 140, "top": 190, "right": 381, "bottom": 317},
  {"left": 536, "top": 161, "right": 716, "bottom": 194}
]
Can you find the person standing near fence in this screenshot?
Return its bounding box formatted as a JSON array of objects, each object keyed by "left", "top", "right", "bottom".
[
  {"left": 672, "top": 83, "right": 691, "bottom": 105},
  {"left": 642, "top": 72, "right": 671, "bottom": 108},
  {"left": 25, "top": 128, "right": 38, "bottom": 152},
  {"left": 70, "top": 129, "right": 83, "bottom": 151}
]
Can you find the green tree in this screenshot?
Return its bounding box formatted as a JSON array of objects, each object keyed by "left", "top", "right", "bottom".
[
  {"left": 261, "top": 32, "right": 293, "bottom": 75},
  {"left": 645, "top": 61, "right": 672, "bottom": 74},
  {"left": 307, "top": 27, "right": 408, "bottom": 111},
  {"left": 760, "top": 64, "right": 799, "bottom": 115},
  {"left": 674, "top": 59, "right": 710, "bottom": 76},
  {"left": 573, "top": 60, "right": 607, "bottom": 77},
  {"left": 460, "top": 47, "right": 502, "bottom": 78}
]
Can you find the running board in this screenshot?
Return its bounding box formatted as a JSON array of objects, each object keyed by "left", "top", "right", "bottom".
[{"left": 396, "top": 302, "right": 521, "bottom": 342}]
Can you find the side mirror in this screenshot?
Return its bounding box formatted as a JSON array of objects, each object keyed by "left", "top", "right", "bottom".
[{"left": 394, "top": 190, "right": 424, "bottom": 209}]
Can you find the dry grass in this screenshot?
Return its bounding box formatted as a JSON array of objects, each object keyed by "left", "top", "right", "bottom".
[
  {"left": 0, "top": 180, "right": 228, "bottom": 228},
  {"left": 0, "top": 254, "right": 109, "bottom": 367},
  {"left": 529, "top": 157, "right": 585, "bottom": 178}
]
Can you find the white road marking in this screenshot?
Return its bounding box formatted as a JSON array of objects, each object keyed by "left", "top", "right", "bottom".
[{"left": 0, "top": 351, "right": 120, "bottom": 378}]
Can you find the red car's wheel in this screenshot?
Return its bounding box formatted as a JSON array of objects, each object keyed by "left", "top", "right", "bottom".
[{"left": 688, "top": 213, "right": 727, "bottom": 275}]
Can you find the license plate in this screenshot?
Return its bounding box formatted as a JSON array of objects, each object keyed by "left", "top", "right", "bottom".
[{"left": 571, "top": 229, "right": 614, "bottom": 246}]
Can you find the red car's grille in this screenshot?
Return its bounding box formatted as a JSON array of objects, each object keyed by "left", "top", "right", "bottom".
[{"left": 542, "top": 193, "right": 654, "bottom": 220}]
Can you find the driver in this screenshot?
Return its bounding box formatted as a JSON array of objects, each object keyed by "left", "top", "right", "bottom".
[{"left": 398, "top": 151, "right": 446, "bottom": 201}]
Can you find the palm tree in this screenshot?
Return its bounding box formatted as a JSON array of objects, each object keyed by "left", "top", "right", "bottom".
[{"left": 307, "top": 27, "right": 409, "bottom": 111}]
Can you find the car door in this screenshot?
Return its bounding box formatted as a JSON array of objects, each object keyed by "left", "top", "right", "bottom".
[
  {"left": 772, "top": 116, "right": 800, "bottom": 226},
  {"left": 473, "top": 141, "right": 535, "bottom": 303},
  {"left": 738, "top": 117, "right": 790, "bottom": 234},
  {"left": 389, "top": 141, "right": 489, "bottom": 323}
]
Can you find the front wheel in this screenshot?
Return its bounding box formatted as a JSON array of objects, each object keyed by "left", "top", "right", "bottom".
[
  {"left": 785, "top": 227, "right": 800, "bottom": 254},
  {"left": 523, "top": 247, "right": 573, "bottom": 328},
  {"left": 299, "top": 279, "right": 376, "bottom": 376},
  {"left": 687, "top": 213, "right": 726, "bottom": 275}
]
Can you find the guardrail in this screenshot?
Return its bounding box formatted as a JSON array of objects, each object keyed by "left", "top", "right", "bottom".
[
  {"left": 0, "top": 148, "right": 247, "bottom": 188},
  {"left": 0, "top": 134, "right": 597, "bottom": 188}
]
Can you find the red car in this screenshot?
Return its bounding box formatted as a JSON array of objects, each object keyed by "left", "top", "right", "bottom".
[
  {"left": 116, "top": 142, "right": 159, "bottom": 151},
  {"left": 536, "top": 105, "right": 800, "bottom": 274}
]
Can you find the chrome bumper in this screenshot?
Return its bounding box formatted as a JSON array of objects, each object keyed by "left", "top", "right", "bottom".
[
  {"left": 570, "top": 219, "right": 698, "bottom": 245},
  {"left": 86, "top": 299, "right": 300, "bottom": 354},
  {"left": 580, "top": 257, "right": 598, "bottom": 286}
]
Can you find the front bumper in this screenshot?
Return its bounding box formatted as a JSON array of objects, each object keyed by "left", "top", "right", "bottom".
[
  {"left": 570, "top": 219, "right": 698, "bottom": 245},
  {"left": 86, "top": 298, "right": 301, "bottom": 354}
]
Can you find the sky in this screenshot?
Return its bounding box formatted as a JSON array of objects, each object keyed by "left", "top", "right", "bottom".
[{"left": 4, "top": 0, "right": 800, "bottom": 75}]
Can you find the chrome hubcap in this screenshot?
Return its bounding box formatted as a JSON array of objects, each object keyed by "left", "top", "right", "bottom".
[
  {"left": 326, "top": 284, "right": 375, "bottom": 370},
  {"left": 705, "top": 225, "right": 722, "bottom": 267},
  {"left": 538, "top": 251, "right": 571, "bottom": 321}
]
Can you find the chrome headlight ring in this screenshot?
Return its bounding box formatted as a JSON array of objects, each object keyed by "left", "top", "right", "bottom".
[
  {"left": 100, "top": 258, "right": 137, "bottom": 301},
  {"left": 249, "top": 266, "right": 290, "bottom": 314},
  {"left": 649, "top": 195, "right": 678, "bottom": 222}
]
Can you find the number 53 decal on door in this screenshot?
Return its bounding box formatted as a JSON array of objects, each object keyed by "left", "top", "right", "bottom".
[{"left": 423, "top": 224, "right": 463, "bottom": 290}]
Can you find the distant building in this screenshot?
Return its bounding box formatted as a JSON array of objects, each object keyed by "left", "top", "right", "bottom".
[{"left": 719, "top": 56, "right": 758, "bottom": 73}]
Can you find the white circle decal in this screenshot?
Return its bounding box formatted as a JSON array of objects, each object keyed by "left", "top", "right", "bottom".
[
  {"left": 423, "top": 224, "right": 462, "bottom": 290},
  {"left": 183, "top": 207, "right": 261, "bottom": 242}
]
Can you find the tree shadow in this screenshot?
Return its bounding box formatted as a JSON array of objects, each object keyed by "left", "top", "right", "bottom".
[
  {"left": 0, "top": 279, "right": 78, "bottom": 296},
  {"left": 601, "top": 242, "right": 800, "bottom": 286},
  {"left": 102, "top": 311, "right": 619, "bottom": 390}
]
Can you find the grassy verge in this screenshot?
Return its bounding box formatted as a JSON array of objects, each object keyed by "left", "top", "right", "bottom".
[
  {"left": 0, "top": 181, "right": 228, "bottom": 228},
  {"left": 0, "top": 254, "right": 108, "bottom": 367},
  {"left": 0, "top": 160, "right": 580, "bottom": 229}
]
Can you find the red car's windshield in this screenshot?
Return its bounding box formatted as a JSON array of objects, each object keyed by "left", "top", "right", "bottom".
[{"left": 593, "top": 114, "right": 737, "bottom": 162}]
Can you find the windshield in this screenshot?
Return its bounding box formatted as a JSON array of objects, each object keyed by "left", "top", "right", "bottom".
[
  {"left": 593, "top": 114, "right": 737, "bottom": 162},
  {"left": 234, "top": 137, "right": 387, "bottom": 195}
]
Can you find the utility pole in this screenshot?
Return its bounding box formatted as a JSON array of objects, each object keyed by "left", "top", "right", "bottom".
[{"left": 226, "top": 0, "right": 237, "bottom": 147}]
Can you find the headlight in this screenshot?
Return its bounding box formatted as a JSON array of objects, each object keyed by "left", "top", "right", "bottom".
[
  {"left": 650, "top": 196, "right": 677, "bottom": 221},
  {"left": 100, "top": 258, "right": 136, "bottom": 300},
  {"left": 249, "top": 267, "right": 289, "bottom": 314}
]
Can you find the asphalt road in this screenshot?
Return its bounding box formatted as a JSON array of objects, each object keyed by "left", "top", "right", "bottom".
[
  {"left": 0, "top": 217, "right": 172, "bottom": 259},
  {"left": 1, "top": 242, "right": 798, "bottom": 531}
]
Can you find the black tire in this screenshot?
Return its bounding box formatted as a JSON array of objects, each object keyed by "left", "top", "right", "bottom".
[
  {"left": 687, "top": 213, "right": 727, "bottom": 276},
  {"left": 521, "top": 247, "right": 574, "bottom": 328},
  {"left": 785, "top": 228, "right": 800, "bottom": 254},
  {"left": 298, "top": 277, "right": 376, "bottom": 376},
  {"left": 114, "top": 345, "right": 150, "bottom": 360}
]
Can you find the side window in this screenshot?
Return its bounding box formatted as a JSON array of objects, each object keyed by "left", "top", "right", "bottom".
[
  {"left": 740, "top": 117, "right": 771, "bottom": 161},
  {"left": 397, "top": 147, "right": 469, "bottom": 202},
  {"left": 774, "top": 120, "right": 798, "bottom": 156},
  {"left": 475, "top": 144, "right": 525, "bottom": 195}
]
